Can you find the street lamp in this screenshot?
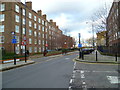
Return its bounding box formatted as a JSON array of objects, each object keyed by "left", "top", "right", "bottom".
[{"left": 86, "top": 20, "right": 95, "bottom": 48}]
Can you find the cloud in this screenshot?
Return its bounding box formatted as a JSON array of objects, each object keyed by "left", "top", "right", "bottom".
[{"left": 24, "top": 0, "right": 113, "bottom": 40}]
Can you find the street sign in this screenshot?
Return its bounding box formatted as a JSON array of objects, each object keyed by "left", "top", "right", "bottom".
[
  {"left": 78, "top": 44, "right": 82, "bottom": 48},
  {"left": 12, "top": 39, "right": 17, "bottom": 44},
  {"left": 45, "top": 44, "right": 48, "bottom": 47}
]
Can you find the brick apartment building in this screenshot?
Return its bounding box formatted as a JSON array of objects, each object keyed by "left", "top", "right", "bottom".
[
  {"left": 96, "top": 31, "right": 107, "bottom": 46},
  {"left": 0, "top": 1, "right": 74, "bottom": 55},
  {"left": 106, "top": 1, "right": 120, "bottom": 55}
]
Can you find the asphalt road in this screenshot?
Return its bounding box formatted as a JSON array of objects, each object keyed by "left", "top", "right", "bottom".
[
  {"left": 71, "top": 61, "right": 120, "bottom": 89},
  {"left": 2, "top": 52, "right": 77, "bottom": 88}
]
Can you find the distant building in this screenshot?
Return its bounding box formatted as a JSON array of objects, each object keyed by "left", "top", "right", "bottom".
[
  {"left": 106, "top": 1, "right": 120, "bottom": 54},
  {"left": 96, "top": 31, "right": 107, "bottom": 46},
  {"left": 0, "top": 1, "right": 74, "bottom": 55}
]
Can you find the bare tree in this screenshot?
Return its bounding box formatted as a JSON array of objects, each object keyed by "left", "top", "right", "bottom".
[{"left": 91, "top": 2, "right": 112, "bottom": 33}]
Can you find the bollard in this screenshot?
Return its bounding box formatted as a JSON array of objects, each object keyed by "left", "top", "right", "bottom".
[
  {"left": 96, "top": 51, "right": 98, "bottom": 62},
  {"left": 115, "top": 53, "right": 117, "bottom": 62},
  {"left": 82, "top": 51, "right": 84, "bottom": 60},
  {"left": 14, "top": 55, "right": 16, "bottom": 65}
]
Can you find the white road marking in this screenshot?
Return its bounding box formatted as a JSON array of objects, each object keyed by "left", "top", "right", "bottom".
[
  {"left": 81, "top": 74, "right": 85, "bottom": 78},
  {"left": 81, "top": 70, "right": 84, "bottom": 74},
  {"left": 82, "top": 81, "right": 86, "bottom": 84},
  {"left": 107, "top": 76, "right": 120, "bottom": 84}
]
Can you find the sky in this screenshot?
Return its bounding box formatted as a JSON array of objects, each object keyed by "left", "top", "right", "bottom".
[{"left": 22, "top": 0, "right": 113, "bottom": 42}]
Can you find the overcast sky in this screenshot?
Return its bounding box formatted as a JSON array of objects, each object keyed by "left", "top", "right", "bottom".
[{"left": 22, "top": 0, "right": 113, "bottom": 41}]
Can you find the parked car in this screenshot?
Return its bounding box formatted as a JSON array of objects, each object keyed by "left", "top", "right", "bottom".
[{"left": 82, "top": 48, "right": 94, "bottom": 54}]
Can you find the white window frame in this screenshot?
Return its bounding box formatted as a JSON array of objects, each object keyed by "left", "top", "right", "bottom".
[
  {"left": 22, "top": 9, "right": 25, "bottom": 16},
  {"left": 34, "top": 23, "right": 37, "bottom": 29},
  {"left": 23, "top": 18, "right": 25, "bottom": 25},
  {"left": 15, "top": 15, "right": 19, "bottom": 22},
  {"left": 38, "top": 18, "right": 40, "bottom": 23},
  {"left": 34, "top": 16, "right": 36, "bottom": 21},
  {"left": 38, "top": 25, "right": 40, "bottom": 30},
  {"left": 0, "top": 4, "right": 5, "bottom": 11},
  {"left": 34, "top": 39, "right": 37, "bottom": 44},
  {"left": 29, "top": 29, "right": 32, "bottom": 35},
  {"left": 0, "top": 25, "right": 4, "bottom": 32},
  {"left": 0, "top": 14, "right": 5, "bottom": 22},
  {"left": 16, "top": 36, "right": 19, "bottom": 43},
  {"left": 15, "top": 4, "right": 19, "bottom": 13},
  {"left": 29, "top": 12, "right": 32, "bottom": 19},
  {"left": 34, "top": 31, "right": 37, "bottom": 37},
  {"left": 34, "top": 47, "right": 37, "bottom": 53},
  {"left": 29, "top": 21, "right": 32, "bottom": 27},
  {"left": 15, "top": 25, "right": 19, "bottom": 33},
  {"left": 22, "top": 28, "right": 25, "bottom": 34},
  {"left": 29, "top": 38, "right": 32, "bottom": 44},
  {"left": 29, "top": 47, "right": 32, "bottom": 53}
]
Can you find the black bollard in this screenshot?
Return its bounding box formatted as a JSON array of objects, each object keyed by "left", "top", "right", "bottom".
[
  {"left": 82, "top": 51, "right": 84, "bottom": 60},
  {"left": 96, "top": 51, "right": 98, "bottom": 62},
  {"left": 14, "top": 55, "right": 16, "bottom": 65},
  {"left": 115, "top": 53, "right": 117, "bottom": 62}
]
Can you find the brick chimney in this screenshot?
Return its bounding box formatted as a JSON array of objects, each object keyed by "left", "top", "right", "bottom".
[
  {"left": 43, "top": 14, "right": 47, "bottom": 19},
  {"left": 50, "top": 19, "right": 53, "bottom": 24},
  {"left": 37, "top": 10, "right": 42, "bottom": 16},
  {"left": 53, "top": 22, "right": 56, "bottom": 26},
  {"left": 26, "top": 1, "right": 32, "bottom": 9}
]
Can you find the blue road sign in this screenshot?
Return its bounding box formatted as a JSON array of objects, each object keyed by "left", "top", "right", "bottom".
[
  {"left": 12, "top": 39, "right": 17, "bottom": 44},
  {"left": 78, "top": 44, "right": 82, "bottom": 48}
]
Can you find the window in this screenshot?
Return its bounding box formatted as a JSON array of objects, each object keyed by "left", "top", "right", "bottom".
[
  {"left": 29, "top": 30, "right": 32, "bottom": 35},
  {"left": 42, "top": 26, "right": 44, "bottom": 31},
  {"left": 29, "top": 47, "right": 32, "bottom": 53},
  {"left": 38, "top": 25, "right": 40, "bottom": 30},
  {"left": 34, "top": 16, "right": 36, "bottom": 21},
  {"left": 42, "top": 33, "right": 44, "bottom": 38},
  {"left": 29, "top": 38, "right": 32, "bottom": 44},
  {"left": 38, "top": 32, "right": 41, "bottom": 37},
  {"left": 34, "top": 31, "right": 37, "bottom": 37},
  {"left": 29, "top": 12, "right": 32, "bottom": 19},
  {"left": 15, "top": 4, "right": 19, "bottom": 13},
  {"left": 38, "top": 40, "right": 41, "bottom": 45},
  {"left": 0, "top": 4, "right": 5, "bottom": 11},
  {"left": 38, "top": 18, "right": 41, "bottom": 23},
  {"left": 34, "top": 23, "right": 37, "bottom": 29},
  {"left": 16, "top": 36, "right": 19, "bottom": 43},
  {"left": 42, "top": 20, "right": 44, "bottom": 25},
  {"left": 39, "top": 47, "right": 41, "bottom": 52},
  {"left": 0, "top": 25, "right": 4, "bottom": 32},
  {"left": 0, "top": 36, "right": 4, "bottom": 43},
  {"left": 15, "top": 45, "right": 20, "bottom": 54},
  {"left": 22, "top": 28, "right": 25, "bottom": 34},
  {"left": 35, "top": 39, "right": 37, "bottom": 44},
  {"left": 15, "top": 15, "right": 19, "bottom": 22},
  {"left": 29, "top": 21, "right": 32, "bottom": 27},
  {"left": 34, "top": 47, "right": 37, "bottom": 53},
  {"left": 23, "top": 18, "right": 25, "bottom": 25},
  {"left": 22, "top": 9, "right": 25, "bottom": 16},
  {"left": 0, "top": 14, "right": 5, "bottom": 22},
  {"left": 15, "top": 25, "right": 19, "bottom": 33}
]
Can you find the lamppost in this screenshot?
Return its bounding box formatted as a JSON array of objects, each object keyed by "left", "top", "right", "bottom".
[{"left": 86, "top": 20, "right": 95, "bottom": 48}]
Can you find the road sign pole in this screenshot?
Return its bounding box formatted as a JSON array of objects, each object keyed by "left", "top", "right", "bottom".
[{"left": 78, "top": 33, "right": 81, "bottom": 59}]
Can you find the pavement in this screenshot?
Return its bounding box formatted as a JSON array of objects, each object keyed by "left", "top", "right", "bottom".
[
  {"left": 0, "top": 51, "right": 76, "bottom": 72},
  {"left": 75, "top": 50, "right": 120, "bottom": 64}
]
